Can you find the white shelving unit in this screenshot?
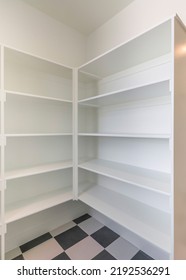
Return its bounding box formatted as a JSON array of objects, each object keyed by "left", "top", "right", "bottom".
[
  {"left": 0, "top": 47, "right": 73, "bottom": 259},
  {"left": 77, "top": 15, "right": 186, "bottom": 260},
  {"left": 0, "top": 14, "right": 186, "bottom": 260}
]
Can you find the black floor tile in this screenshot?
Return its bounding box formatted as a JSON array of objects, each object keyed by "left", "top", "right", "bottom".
[
  {"left": 20, "top": 232, "right": 52, "bottom": 253},
  {"left": 91, "top": 226, "right": 119, "bottom": 248},
  {"left": 13, "top": 254, "right": 24, "bottom": 260},
  {"left": 92, "top": 250, "right": 116, "bottom": 260},
  {"left": 73, "top": 214, "right": 91, "bottom": 224},
  {"left": 55, "top": 225, "right": 88, "bottom": 250},
  {"left": 131, "top": 250, "right": 153, "bottom": 260},
  {"left": 52, "top": 252, "right": 71, "bottom": 260}
]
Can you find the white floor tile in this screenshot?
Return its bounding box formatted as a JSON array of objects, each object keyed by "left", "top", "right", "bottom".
[{"left": 66, "top": 236, "right": 103, "bottom": 260}]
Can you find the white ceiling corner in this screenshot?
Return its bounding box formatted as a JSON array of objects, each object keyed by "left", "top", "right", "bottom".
[{"left": 21, "top": 0, "right": 135, "bottom": 35}]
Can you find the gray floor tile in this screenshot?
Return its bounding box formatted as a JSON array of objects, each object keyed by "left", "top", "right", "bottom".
[
  {"left": 92, "top": 249, "right": 116, "bottom": 260},
  {"left": 131, "top": 250, "right": 153, "bottom": 260},
  {"left": 55, "top": 225, "right": 88, "bottom": 250},
  {"left": 91, "top": 226, "right": 119, "bottom": 248},
  {"left": 73, "top": 214, "right": 91, "bottom": 224},
  {"left": 53, "top": 252, "right": 71, "bottom": 260},
  {"left": 106, "top": 237, "right": 139, "bottom": 260},
  {"left": 20, "top": 232, "right": 52, "bottom": 253},
  {"left": 79, "top": 217, "right": 103, "bottom": 235}
]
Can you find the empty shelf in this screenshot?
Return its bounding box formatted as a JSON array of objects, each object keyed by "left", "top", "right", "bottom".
[
  {"left": 78, "top": 80, "right": 170, "bottom": 107},
  {"left": 79, "top": 184, "right": 171, "bottom": 253},
  {"left": 5, "top": 186, "right": 73, "bottom": 223},
  {"left": 6, "top": 161, "right": 73, "bottom": 180},
  {"left": 79, "top": 159, "right": 170, "bottom": 195},
  {"left": 78, "top": 133, "right": 170, "bottom": 139},
  {"left": 5, "top": 90, "right": 72, "bottom": 103}
]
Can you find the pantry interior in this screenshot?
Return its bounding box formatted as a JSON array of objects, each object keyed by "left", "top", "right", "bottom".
[{"left": 0, "top": 0, "right": 186, "bottom": 260}]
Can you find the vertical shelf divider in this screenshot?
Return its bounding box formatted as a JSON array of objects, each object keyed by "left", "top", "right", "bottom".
[
  {"left": 0, "top": 45, "right": 5, "bottom": 260},
  {"left": 73, "top": 68, "right": 78, "bottom": 199}
]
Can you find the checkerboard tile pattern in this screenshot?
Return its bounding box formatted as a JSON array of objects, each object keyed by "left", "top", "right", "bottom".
[{"left": 6, "top": 214, "right": 153, "bottom": 260}]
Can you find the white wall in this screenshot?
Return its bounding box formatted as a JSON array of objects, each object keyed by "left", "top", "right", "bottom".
[
  {"left": 0, "top": 0, "right": 86, "bottom": 67},
  {"left": 86, "top": 0, "right": 186, "bottom": 61}
]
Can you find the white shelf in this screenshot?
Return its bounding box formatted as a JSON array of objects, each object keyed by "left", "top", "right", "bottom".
[
  {"left": 79, "top": 184, "right": 171, "bottom": 253},
  {"left": 6, "top": 133, "right": 72, "bottom": 137},
  {"left": 6, "top": 161, "right": 73, "bottom": 180},
  {"left": 79, "top": 159, "right": 170, "bottom": 195},
  {"left": 5, "top": 90, "right": 72, "bottom": 103},
  {"left": 78, "top": 133, "right": 170, "bottom": 139},
  {"left": 79, "top": 20, "right": 171, "bottom": 78},
  {"left": 5, "top": 186, "right": 72, "bottom": 223},
  {"left": 78, "top": 80, "right": 170, "bottom": 107}
]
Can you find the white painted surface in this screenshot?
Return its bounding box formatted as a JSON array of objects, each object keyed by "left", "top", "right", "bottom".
[
  {"left": 21, "top": 0, "right": 135, "bottom": 35},
  {"left": 0, "top": 0, "right": 86, "bottom": 67},
  {"left": 174, "top": 18, "right": 186, "bottom": 260},
  {"left": 79, "top": 184, "right": 171, "bottom": 253},
  {"left": 78, "top": 16, "right": 175, "bottom": 259},
  {"left": 86, "top": 0, "right": 186, "bottom": 61},
  {"left": 5, "top": 201, "right": 88, "bottom": 252},
  {"left": 79, "top": 159, "right": 170, "bottom": 195}
]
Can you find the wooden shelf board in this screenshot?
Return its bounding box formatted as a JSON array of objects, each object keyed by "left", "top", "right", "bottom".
[
  {"left": 6, "top": 161, "right": 73, "bottom": 180},
  {"left": 79, "top": 184, "right": 171, "bottom": 253},
  {"left": 79, "top": 159, "right": 170, "bottom": 195},
  {"left": 5, "top": 186, "right": 72, "bottom": 224}
]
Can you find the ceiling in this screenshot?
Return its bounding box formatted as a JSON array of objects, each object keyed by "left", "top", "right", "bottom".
[{"left": 22, "top": 0, "right": 135, "bottom": 35}]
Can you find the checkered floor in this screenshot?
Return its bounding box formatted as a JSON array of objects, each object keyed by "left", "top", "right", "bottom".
[{"left": 6, "top": 214, "right": 153, "bottom": 260}]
